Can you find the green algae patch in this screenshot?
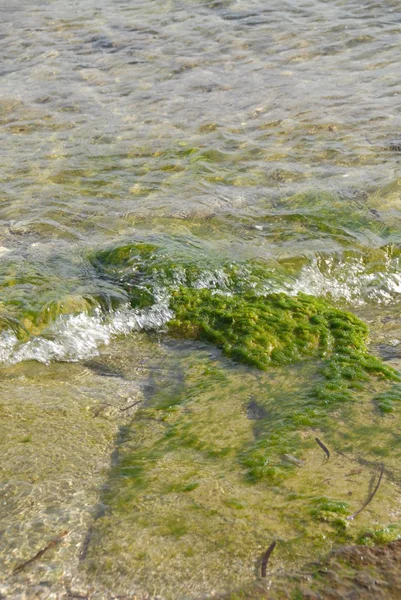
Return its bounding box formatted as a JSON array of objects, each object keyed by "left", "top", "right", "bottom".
[
  {"left": 168, "top": 290, "right": 331, "bottom": 369},
  {"left": 90, "top": 244, "right": 401, "bottom": 485},
  {"left": 357, "top": 525, "right": 401, "bottom": 546},
  {"left": 167, "top": 288, "right": 399, "bottom": 440},
  {"left": 91, "top": 241, "right": 399, "bottom": 396},
  {"left": 357, "top": 524, "right": 401, "bottom": 547},
  {"left": 277, "top": 190, "right": 401, "bottom": 247},
  {"left": 84, "top": 359, "right": 322, "bottom": 597},
  {"left": 374, "top": 384, "right": 401, "bottom": 414},
  {"left": 83, "top": 342, "right": 401, "bottom": 599},
  {"left": 0, "top": 292, "right": 95, "bottom": 341},
  {"left": 90, "top": 241, "right": 280, "bottom": 309},
  {"left": 168, "top": 288, "right": 373, "bottom": 370}
]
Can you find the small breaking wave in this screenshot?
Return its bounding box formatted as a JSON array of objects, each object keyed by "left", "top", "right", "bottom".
[
  {"left": 1, "top": 251, "right": 401, "bottom": 365},
  {"left": 0, "top": 303, "right": 173, "bottom": 365},
  {"left": 286, "top": 254, "right": 401, "bottom": 305}
]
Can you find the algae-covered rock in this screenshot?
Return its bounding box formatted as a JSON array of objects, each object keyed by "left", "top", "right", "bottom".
[
  {"left": 167, "top": 287, "right": 399, "bottom": 400},
  {"left": 0, "top": 249, "right": 129, "bottom": 344},
  {"left": 168, "top": 289, "right": 330, "bottom": 369},
  {"left": 168, "top": 288, "right": 370, "bottom": 368},
  {"left": 90, "top": 241, "right": 281, "bottom": 314},
  {"left": 91, "top": 242, "right": 400, "bottom": 417},
  {"left": 0, "top": 292, "right": 95, "bottom": 341},
  {"left": 1, "top": 293, "right": 98, "bottom": 342}
]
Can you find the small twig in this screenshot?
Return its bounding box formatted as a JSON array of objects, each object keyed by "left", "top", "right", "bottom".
[
  {"left": 260, "top": 541, "right": 276, "bottom": 578},
  {"left": 315, "top": 437, "right": 330, "bottom": 460},
  {"left": 347, "top": 463, "right": 385, "bottom": 520},
  {"left": 119, "top": 400, "right": 141, "bottom": 412},
  {"left": 13, "top": 530, "right": 68, "bottom": 575}
]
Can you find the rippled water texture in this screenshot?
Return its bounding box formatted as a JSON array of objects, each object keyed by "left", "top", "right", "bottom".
[
  {"left": 2, "top": 0, "right": 401, "bottom": 252},
  {"left": 2, "top": 0, "right": 401, "bottom": 598}
]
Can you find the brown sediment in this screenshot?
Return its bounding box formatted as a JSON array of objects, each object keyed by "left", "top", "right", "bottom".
[
  {"left": 12, "top": 530, "right": 69, "bottom": 575},
  {"left": 260, "top": 541, "right": 276, "bottom": 578},
  {"left": 315, "top": 437, "right": 330, "bottom": 460},
  {"left": 347, "top": 463, "right": 385, "bottom": 520}
]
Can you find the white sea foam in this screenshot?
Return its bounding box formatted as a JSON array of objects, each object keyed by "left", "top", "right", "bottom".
[
  {"left": 284, "top": 255, "right": 401, "bottom": 305},
  {"left": 0, "top": 303, "right": 173, "bottom": 365}
]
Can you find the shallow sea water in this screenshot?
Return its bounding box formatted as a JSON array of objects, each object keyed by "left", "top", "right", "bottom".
[{"left": 1, "top": 0, "right": 401, "bottom": 598}]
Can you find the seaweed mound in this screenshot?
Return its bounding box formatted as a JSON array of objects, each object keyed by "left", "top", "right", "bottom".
[
  {"left": 91, "top": 242, "right": 400, "bottom": 405},
  {"left": 168, "top": 287, "right": 399, "bottom": 402}
]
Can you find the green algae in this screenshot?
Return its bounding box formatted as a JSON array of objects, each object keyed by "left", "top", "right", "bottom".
[
  {"left": 90, "top": 240, "right": 286, "bottom": 311},
  {"left": 93, "top": 242, "right": 159, "bottom": 269},
  {"left": 374, "top": 384, "right": 401, "bottom": 414},
  {"left": 23, "top": 250, "right": 394, "bottom": 596},
  {"left": 3, "top": 239, "right": 401, "bottom": 348},
  {"left": 84, "top": 361, "right": 310, "bottom": 595},
  {"left": 165, "top": 287, "right": 399, "bottom": 481},
  {"left": 88, "top": 243, "right": 401, "bottom": 486},
  {"left": 83, "top": 342, "right": 401, "bottom": 598},
  {"left": 167, "top": 287, "right": 389, "bottom": 377},
  {"left": 168, "top": 289, "right": 332, "bottom": 369},
  {"left": 357, "top": 525, "right": 401, "bottom": 545},
  {"left": 277, "top": 190, "right": 401, "bottom": 247},
  {"left": 2, "top": 241, "right": 401, "bottom": 596},
  {"left": 0, "top": 250, "right": 129, "bottom": 341},
  {"left": 0, "top": 285, "right": 96, "bottom": 341},
  {"left": 308, "top": 497, "right": 350, "bottom": 520}
]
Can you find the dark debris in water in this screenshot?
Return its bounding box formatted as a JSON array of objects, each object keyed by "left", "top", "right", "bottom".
[
  {"left": 246, "top": 398, "right": 267, "bottom": 420},
  {"left": 347, "top": 463, "right": 385, "bottom": 521},
  {"left": 315, "top": 437, "right": 330, "bottom": 460},
  {"left": 260, "top": 541, "right": 276, "bottom": 578},
  {"left": 388, "top": 140, "right": 401, "bottom": 153},
  {"left": 12, "top": 531, "right": 69, "bottom": 575}
]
